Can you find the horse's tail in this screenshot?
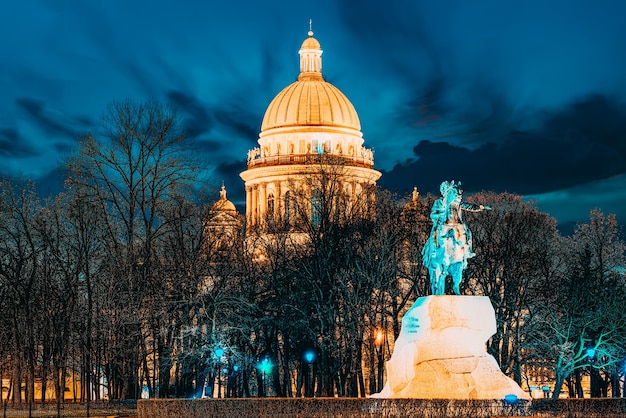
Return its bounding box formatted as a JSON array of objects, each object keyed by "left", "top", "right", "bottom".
[{"left": 422, "top": 237, "right": 436, "bottom": 268}]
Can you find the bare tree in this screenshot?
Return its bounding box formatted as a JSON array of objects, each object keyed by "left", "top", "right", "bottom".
[
  {"left": 67, "top": 99, "right": 199, "bottom": 399},
  {"left": 0, "top": 179, "right": 42, "bottom": 411},
  {"left": 465, "top": 192, "right": 560, "bottom": 385}
]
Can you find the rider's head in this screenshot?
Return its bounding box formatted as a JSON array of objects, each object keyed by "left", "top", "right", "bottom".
[
  {"left": 440, "top": 181, "right": 452, "bottom": 196},
  {"left": 440, "top": 180, "right": 463, "bottom": 200}
]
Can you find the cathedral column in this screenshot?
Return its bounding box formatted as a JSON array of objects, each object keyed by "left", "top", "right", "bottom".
[
  {"left": 274, "top": 180, "right": 282, "bottom": 220},
  {"left": 259, "top": 183, "right": 267, "bottom": 226},
  {"left": 252, "top": 185, "right": 258, "bottom": 226},
  {"left": 246, "top": 185, "right": 252, "bottom": 226}
]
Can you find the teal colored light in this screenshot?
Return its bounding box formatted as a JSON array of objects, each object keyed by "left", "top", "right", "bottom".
[
  {"left": 259, "top": 358, "right": 272, "bottom": 374},
  {"left": 304, "top": 351, "right": 315, "bottom": 363},
  {"left": 586, "top": 347, "right": 596, "bottom": 360},
  {"left": 503, "top": 394, "right": 518, "bottom": 405},
  {"left": 215, "top": 347, "right": 224, "bottom": 358},
  {"left": 233, "top": 365, "right": 240, "bottom": 372}
]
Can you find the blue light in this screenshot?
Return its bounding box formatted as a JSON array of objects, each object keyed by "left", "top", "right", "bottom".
[
  {"left": 586, "top": 347, "right": 596, "bottom": 360},
  {"left": 503, "top": 394, "right": 518, "bottom": 405},
  {"left": 304, "top": 350, "right": 315, "bottom": 363},
  {"left": 233, "top": 365, "right": 240, "bottom": 372},
  {"left": 258, "top": 358, "right": 272, "bottom": 374},
  {"left": 215, "top": 347, "right": 224, "bottom": 358}
]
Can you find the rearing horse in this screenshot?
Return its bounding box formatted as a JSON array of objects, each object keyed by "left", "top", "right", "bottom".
[{"left": 421, "top": 180, "right": 489, "bottom": 295}]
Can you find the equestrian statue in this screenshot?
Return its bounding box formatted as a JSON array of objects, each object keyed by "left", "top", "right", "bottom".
[{"left": 422, "top": 180, "right": 490, "bottom": 295}]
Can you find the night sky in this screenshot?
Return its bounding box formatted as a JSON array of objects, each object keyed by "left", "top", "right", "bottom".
[{"left": 2, "top": 0, "right": 626, "bottom": 233}]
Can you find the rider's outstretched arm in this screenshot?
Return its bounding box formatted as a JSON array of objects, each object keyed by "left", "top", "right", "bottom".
[{"left": 460, "top": 202, "right": 491, "bottom": 212}]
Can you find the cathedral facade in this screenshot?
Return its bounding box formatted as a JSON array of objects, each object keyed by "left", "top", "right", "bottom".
[{"left": 235, "top": 29, "right": 381, "bottom": 231}]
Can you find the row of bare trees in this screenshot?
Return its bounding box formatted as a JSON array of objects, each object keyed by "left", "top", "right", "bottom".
[{"left": 1, "top": 100, "right": 625, "bottom": 407}]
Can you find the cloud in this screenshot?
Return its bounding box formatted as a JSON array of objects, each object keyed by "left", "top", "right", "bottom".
[
  {"left": 380, "top": 94, "right": 626, "bottom": 197},
  {"left": 15, "top": 98, "right": 95, "bottom": 141},
  {"left": 167, "top": 89, "right": 260, "bottom": 145},
  {"left": 167, "top": 90, "right": 214, "bottom": 140},
  {"left": 542, "top": 94, "right": 626, "bottom": 161},
  {"left": 16, "top": 98, "right": 77, "bottom": 138},
  {"left": 213, "top": 105, "right": 260, "bottom": 143},
  {"left": 0, "top": 128, "right": 40, "bottom": 158}
]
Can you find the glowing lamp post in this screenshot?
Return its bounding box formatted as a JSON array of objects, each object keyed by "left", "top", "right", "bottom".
[
  {"left": 258, "top": 358, "right": 272, "bottom": 397},
  {"left": 586, "top": 346, "right": 599, "bottom": 397},
  {"left": 232, "top": 364, "right": 240, "bottom": 398},
  {"left": 215, "top": 347, "right": 224, "bottom": 398},
  {"left": 304, "top": 350, "right": 316, "bottom": 397},
  {"left": 586, "top": 347, "right": 597, "bottom": 363},
  {"left": 375, "top": 330, "right": 385, "bottom": 392}
]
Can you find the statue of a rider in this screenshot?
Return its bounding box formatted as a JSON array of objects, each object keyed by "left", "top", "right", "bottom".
[{"left": 422, "top": 180, "right": 490, "bottom": 295}]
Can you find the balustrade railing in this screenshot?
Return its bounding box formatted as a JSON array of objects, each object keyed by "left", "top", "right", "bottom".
[{"left": 246, "top": 153, "right": 374, "bottom": 169}]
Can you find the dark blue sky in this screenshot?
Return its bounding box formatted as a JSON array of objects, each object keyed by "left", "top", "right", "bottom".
[{"left": 2, "top": 0, "right": 626, "bottom": 231}]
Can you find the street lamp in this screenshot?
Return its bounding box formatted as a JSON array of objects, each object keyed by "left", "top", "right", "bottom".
[
  {"left": 231, "top": 364, "right": 240, "bottom": 398},
  {"left": 215, "top": 347, "right": 224, "bottom": 398},
  {"left": 304, "top": 350, "right": 316, "bottom": 397},
  {"left": 258, "top": 358, "right": 272, "bottom": 397},
  {"left": 586, "top": 347, "right": 597, "bottom": 363},
  {"left": 375, "top": 330, "right": 385, "bottom": 392},
  {"left": 586, "top": 346, "right": 600, "bottom": 397}
]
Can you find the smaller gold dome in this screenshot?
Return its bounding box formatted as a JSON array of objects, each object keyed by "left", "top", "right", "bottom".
[
  {"left": 212, "top": 185, "right": 237, "bottom": 213},
  {"left": 213, "top": 199, "right": 236, "bottom": 213},
  {"left": 301, "top": 35, "right": 320, "bottom": 50}
]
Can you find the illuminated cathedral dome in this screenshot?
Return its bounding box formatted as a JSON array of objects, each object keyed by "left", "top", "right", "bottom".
[
  {"left": 261, "top": 79, "right": 361, "bottom": 132},
  {"left": 260, "top": 31, "right": 361, "bottom": 133},
  {"left": 240, "top": 27, "right": 381, "bottom": 232}
]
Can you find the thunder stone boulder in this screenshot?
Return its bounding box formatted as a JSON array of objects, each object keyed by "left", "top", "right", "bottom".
[{"left": 371, "top": 296, "right": 529, "bottom": 400}]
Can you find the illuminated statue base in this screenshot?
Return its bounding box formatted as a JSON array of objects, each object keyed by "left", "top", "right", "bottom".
[{"left": 371, "top": 296, "right": 529, "bottom": 400}]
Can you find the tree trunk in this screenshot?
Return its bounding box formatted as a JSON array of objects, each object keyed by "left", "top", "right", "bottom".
[
  {"left": 574, "top": 368, "right": 584, "bottom": 398},
  {"left": 552, "top": 371, "right": 566, "bottom": 399},
  {"left": 566, "top": 375, "right": 575, "bottom": 398},
  {"left": 55, "top": 367, "right": 62, "bottom": 418},
  {"left": 611, "top": 372, "right": 621, "bottom": 397},
  {"left": 590, "top": 367, "right": 601, "bottom": 397},
  {"left": 242, "top": 368, "right": 250, "bottom": 398},
  {"left": 296, "top": 362, "right": 304, "bottom": 397}
]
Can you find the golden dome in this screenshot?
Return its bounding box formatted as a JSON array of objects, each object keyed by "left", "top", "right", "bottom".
[
  {"left": 261, "top": 80, "right": 361, "bottom": 131},
  {"left": 260, "top": 30, "right": 361, "bottom": 133},
  {"left": 213, "top": 198, "right": 236, "bottom": 213},
  {"left": 212, "top": 185, "right": 237, "bottom": 213},
  {"left": 300, "top": 35, "right": 320, "bottom": 50}
]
